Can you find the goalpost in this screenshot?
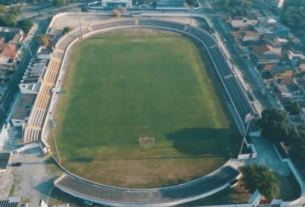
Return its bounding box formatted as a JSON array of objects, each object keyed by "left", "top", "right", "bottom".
[
  {"left": 139, "top": 137, "right": 155, "bottom": 145},
  {"left": 131, "top": 38, "right": 143, "bottom": 43}
]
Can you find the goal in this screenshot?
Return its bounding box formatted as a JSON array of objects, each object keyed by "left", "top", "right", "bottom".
[
  {"left": 139, "top": 137, "right": 155, "bottom": 145},
  {"left": 132, "top": 38, "right": 143, "bottom": 43}
]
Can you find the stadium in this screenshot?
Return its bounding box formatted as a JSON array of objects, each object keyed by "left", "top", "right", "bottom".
[{"left": 24, "top": 17, "right": 257, "bottom": 206}]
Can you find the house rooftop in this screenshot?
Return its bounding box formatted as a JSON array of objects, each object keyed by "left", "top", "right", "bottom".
[
  {"left": 267, "top": 18, "right": 277, "bottom": 24},
  {"left": 254, "top": 53, "right": 281, "bottom": 62},
  {"left": 278, "top": 78, "right": 300, "bottom": 93},
  {"left": 252, "top": 45, "right": 281, "bottom": 55},
  {"left": 261, "top": 64, "right": 275, "bottom": 70},
  {"left": 233, "top": 16, "right": 256, "bottom": 20},
  {"left": 12, "top": 94, "right": 36, "bottom": 120},
  {"left": 242, "top": 31, "right": 260, "bottom": 38},
  {"left": 288, "top": 50, "right": 305, "bottom": 61},
  {"left": 253, "top": 11, "right": 263, "bottom": 19},
  {"left": 272, "top": 65, "right": 292, "bottom": 75}
]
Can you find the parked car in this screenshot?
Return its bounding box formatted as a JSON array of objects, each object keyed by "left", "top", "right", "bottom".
[{"left": 11, "top": 162, "right": 22, "bottom": 167}]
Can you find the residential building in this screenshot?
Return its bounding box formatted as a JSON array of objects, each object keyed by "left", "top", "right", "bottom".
[
  {"left": 251, "top": 45, "right": 282, "bottom": 64},
  {"left": 254, "top": 26, "right": 273, "bottom": 35},
  {"left": 273, "top": 24, "right": 290, "bottom": 37},
  {"left": 271, "top": 65, "right": 293, "bottom": 80},
  {"left": 11, "top": 94, "right": 36, "bottom": 127},
  {"left": 241, "top": 31, "right": 261, "bottom": 42},
  {"left": 0, "top": 27, "right": 24, "bottom": 68},
  {"left": 287, "top": 50, "right": 305, "bottom": 70},
  {"left": 257, "top": 0, "right": 285, "bottom": 8},
  {"left": 10, "top": 59, "right": 48, "bottom": 127},
  {"left": 276, "top": 78, "right": 301, "bottom": 98},
  {"left": 263, "top": 33, "right": 287, "bottom": 49},
  {"left": 37, "top": 46, "right": 53, "bottom": 60},
  {"left": 19, "top": 59, "right": 47, "bottom": 94},
  {"left": 101, "top": 0, "right": 132, "bottom": 8},
  {"left": 229, "top": 16, "right": 258, "bottom": 28},
  {"left": 252, "top": 10, "right": 264, "bottom": 21}
]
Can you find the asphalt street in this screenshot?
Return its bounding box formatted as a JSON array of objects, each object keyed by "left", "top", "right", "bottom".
[{"left": 0, "top": 20, "right": 49, "bottom": 125}]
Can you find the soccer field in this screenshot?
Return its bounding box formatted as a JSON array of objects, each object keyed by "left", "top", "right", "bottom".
[{"left": 52, "top": 29, "right": 240, "bottom": 188}]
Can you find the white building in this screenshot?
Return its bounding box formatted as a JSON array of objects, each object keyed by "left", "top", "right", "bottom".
[
  {"left": 101, "top": 0, "right": 132, "bottom": 8},
  {"left": 257, "top": 0, "right": 285, "bottom": 8},
  {"left": 11, "top": 94, "right": 36, "bottom": 127},
  {"left": 229, "top": 16, "right": 258, "bottom": 28},
  {"left": 11, "top": 59, "right": 48, "bottom": 127},
  {"left": 37, "top": 46, "right": 53, "bottom": 60}
]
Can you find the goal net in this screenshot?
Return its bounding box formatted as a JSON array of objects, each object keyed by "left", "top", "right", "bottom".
[
  {"left": 139, "top": 137, "right": 155, "bottom": 145},
  {"left": 132, "top": 38, "right": 143, "bottom": 43}
]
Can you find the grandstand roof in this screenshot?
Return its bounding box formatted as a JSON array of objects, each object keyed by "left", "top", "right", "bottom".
[
  {"left": 55, "top": 166, "right": 240, "bottom": 206},
  {"left": 12, "top": 94, "right": 37, "bottom": 120}
]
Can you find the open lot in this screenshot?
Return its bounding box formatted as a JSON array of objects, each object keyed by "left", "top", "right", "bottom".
[{"left": 51, "top": 29, "right": 240, "bottom": 188}]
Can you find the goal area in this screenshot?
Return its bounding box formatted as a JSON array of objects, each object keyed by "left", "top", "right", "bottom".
[{"left": 139, "top": 137, "right": 155, "bottom": 145}]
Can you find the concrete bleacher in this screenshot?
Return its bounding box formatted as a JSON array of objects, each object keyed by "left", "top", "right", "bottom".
[
  {"left": 23, "top": 57, "right": 63, "bottom": 143},
  {"left": 55, "top": 166, "right": 240, "bottom": 206}
]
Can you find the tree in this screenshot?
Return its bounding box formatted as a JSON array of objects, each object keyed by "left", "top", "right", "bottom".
[
  {"left": 10, "top": 6, "right": 21, "bottom": 16},
  {"left": 18, "top": 18, "right": 33, "bottom": 34},
  {"left": 62, "top": 26, "right": 73, "bottom": 35},
  {"left": 291, "top": 130, "right": 305, "bottom": 154},
  {"left": 112, "top": 9, "right": 121, "bottom": 17},
  {"left": 53, "top": 0, "right": 67, "bottom": 6},
  {"left": 221, "top": 0, "right": 229, "bottom": 8},
  {"left": 0, "top": 14, "right": 17, "bottom": 26},
  {"left": 37, "top": 34, "right": 49, "bottom": 46},
  {"left": 0, "top": 5, "right": 7, "bottom": 13},
  {"left": 288, "top": 102, "right": 300, "bottom": 115},
  {"left": 240, "top": 164, "right": 280, "bottom": 200},
  {"left": 257, "top": 108, "right": 291, "bottom": 143},
  {"left": 4, "top": 77, "right": 10, "bottom": 83},
  {"left": 186, "top": 0, "right": 195, "bottom": 6}
]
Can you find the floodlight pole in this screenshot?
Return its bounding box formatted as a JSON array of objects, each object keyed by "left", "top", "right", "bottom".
[
  {"left": 189, "top": 6, "right": 193, "bottom": 36},
  {"left": 238, "top": 113, "right": 253, "bottom": 155},
  {"left": 78, "top": 14, "right": 83, "bottom": 40},
  {"left": 50, "top": 120, "right": 61, "bottom": 164}
]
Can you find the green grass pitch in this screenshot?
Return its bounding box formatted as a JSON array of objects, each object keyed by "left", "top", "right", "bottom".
[{"left": 52, "top": 29, "right": 240, "bottom": 188}]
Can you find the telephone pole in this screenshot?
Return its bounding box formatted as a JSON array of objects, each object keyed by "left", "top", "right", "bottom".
[{"left": 78, "top": 14, "right": 83, "bottom": 40}]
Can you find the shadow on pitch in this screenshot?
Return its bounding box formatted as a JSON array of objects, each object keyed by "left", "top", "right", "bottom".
[
  {"left": 166, "top": 127, "right": 236, "bottom": 156},
  {"left": 67, "top": 157, "right": 94, "bottom": 163}
]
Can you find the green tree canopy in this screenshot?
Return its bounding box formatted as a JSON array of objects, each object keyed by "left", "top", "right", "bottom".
[
  {"left": 53, "top": 0, "right": 68, "bottom": 6},
  {"left": 240, "top": 164, "right": 280, "bottom": 200},
  {"left": 18, "top": 18, "right": 33, "bottom": 34},
  {"left": 291, "top": 130, "right": 305, "bottom": 160},
  {"left": 0, "top": 5, "right": 7, "bottom": 13},
  {"left": 0, "top": 13, "right": 17, "bottom": 26},
  {"left": 62, "top": 26, "right": 73, "bottom": 35},
  {"left": 186, "top": 0, "right": 196, "bottom": 6},
  {"left": 10, "top": 6, "right": 21, "bottom": 16},
  {"left": 288, "top": 102, "right": 300, "bottom": 115},
  {"left": 257, "top": 108, "right": 291, "bottom": 143},
  {"left": 37, "top": 34, "right": 49, "bottom": 46}
]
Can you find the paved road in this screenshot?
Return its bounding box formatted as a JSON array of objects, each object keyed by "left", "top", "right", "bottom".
[
  {"left": 0, "top": 148, "right": 61, "bottom": 206},
  {"left": 0, "top": 20, "right": 49, "bottom": 126}
]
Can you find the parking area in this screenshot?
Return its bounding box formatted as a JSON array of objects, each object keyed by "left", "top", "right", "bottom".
[{"left": 0, "top": 148, "right": 62, "bottom": 206}]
